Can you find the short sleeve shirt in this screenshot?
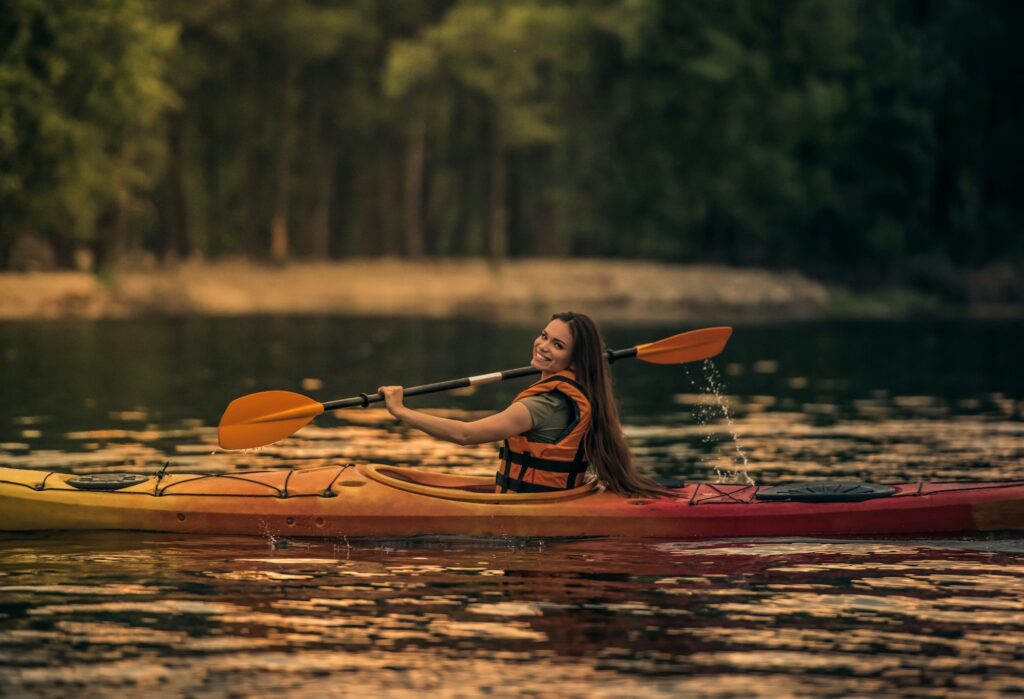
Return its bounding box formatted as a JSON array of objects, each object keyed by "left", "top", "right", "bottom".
[{"left": 519, "top": 391, "right": 573, "bottom": 443}]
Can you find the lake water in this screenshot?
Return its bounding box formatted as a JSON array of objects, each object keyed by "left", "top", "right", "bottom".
[{"left": 1, "top": 316, "right": 1023, "bottom": 696}]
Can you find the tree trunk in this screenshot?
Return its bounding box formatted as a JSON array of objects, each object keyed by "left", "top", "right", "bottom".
[
  {"left": 305, "top": 98, "right": 334, "bottom": 259},
  {"left": 307, "top": 152, "right": 334, "bottom": 259},
  {"left": 241, "top": 59, "right": 263, "bottom": 257},
  {"left": 488, "top": 125, "right": 507, "bottom": 262},
  {"left": 160, "top": 115, "right": 190, "bottom": 261},
  {"left": 402, "top": 116, "right": 427, "bottom": 258},
  {"left": 350, "top": 149, "right": 374, "bottom": 256},
  {"left": 377, "top": 145, "right": 400, "bottom": 256},
  {"left": 427, "top": 168, "right": 457, "bottom": 255},
  {"left": 270, "top": 64, "right": 293, "bottom": 263},
  {"left": 97, "top": 192, "right": 129, "bottom": 269}
]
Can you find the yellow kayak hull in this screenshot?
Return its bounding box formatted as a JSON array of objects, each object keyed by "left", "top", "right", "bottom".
[{"left": 2, "top": 464, "right": 1023, "bottom": 539}]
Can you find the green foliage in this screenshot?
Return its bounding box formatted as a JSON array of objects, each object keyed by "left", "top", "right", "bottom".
[
  {"left": 0, "top": 0, "right": 177, "bottom": 262},
  {"left": 1, "top": 0, "right": 1022, "bottom": 289}
]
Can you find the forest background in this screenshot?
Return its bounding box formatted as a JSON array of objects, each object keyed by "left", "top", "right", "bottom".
[{"left": 1, "top": 0, "right": 1022, "bottom": 313}]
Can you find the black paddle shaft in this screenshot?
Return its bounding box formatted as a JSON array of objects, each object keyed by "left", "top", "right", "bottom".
[{"left": 322, "top": 347, "right": 638, "bottom": 410}]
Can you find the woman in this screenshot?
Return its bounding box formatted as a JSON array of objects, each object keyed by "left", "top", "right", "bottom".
[{"left": 378, "top": 311, "right": 670, "bottom": 497}]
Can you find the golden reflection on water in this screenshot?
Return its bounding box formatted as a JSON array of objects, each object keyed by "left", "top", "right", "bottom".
[{"left": 1, "top": 533, "right": 1022, "bottom": 696}]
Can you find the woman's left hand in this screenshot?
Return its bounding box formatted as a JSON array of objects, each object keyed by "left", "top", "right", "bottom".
[{"left": 377, "top": 385, "right": 406, "bottom": 417}]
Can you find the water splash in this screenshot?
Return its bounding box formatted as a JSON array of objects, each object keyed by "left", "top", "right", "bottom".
[
  {"left": 712, "top": 465, "right": 756, "bottom": 486},
  {"left": 333, "top": 536, "right": 353, "bottom": 558},
  {"left": 257, "top": 518, "right": 283, "bottom": 549},
  {"left": 692, "top": 360, "right": 754, "bottom": 485}
]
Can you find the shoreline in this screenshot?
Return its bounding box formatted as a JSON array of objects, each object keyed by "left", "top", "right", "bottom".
[
  {"left": 0, "top": 259, "right": 828, "bottom": 324},
  {"left": 0, "top": 258, "right": 1015, "bottom": 324}
]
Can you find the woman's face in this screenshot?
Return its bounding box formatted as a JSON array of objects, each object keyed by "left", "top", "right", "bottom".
[{"left": 532, "top": 319, "right": 574, "bottom": 375}]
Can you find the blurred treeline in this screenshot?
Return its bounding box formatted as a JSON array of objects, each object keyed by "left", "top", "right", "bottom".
[{"left": 2, "top": 0, "right": 1022, "bottom": 293}]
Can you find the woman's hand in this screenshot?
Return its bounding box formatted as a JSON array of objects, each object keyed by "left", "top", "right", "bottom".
[{"left": 377, "top": 385, "right": 406, "bottom": 418}]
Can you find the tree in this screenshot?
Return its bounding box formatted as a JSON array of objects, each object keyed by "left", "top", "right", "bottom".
[
  {"left": 386, "top": 0, "right": 600, "bottom": 261},
  {"left": 0, "top": 0, "right": 177, "bottom": 267}
]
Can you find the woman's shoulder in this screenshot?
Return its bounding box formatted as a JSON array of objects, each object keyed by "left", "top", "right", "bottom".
[
  {"left": 520, "top": 391, "right": 571, "bottom": 414},
  {"left": 520, "top": 391, "right": 571, "bottom": 425}
]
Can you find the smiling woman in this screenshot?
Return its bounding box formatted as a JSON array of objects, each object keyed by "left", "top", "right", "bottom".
[{"left": 378, "top": 312, "right": 672, "bottom": 497}]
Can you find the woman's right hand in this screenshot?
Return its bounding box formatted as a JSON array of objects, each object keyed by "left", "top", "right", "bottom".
[{"left": 377, "top": 385, "right": 406, "bottom": 418}]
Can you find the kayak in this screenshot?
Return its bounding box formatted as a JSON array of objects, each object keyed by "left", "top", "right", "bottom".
[{"left": 1, "top": 463, "right": 1022, "bottom": 539}]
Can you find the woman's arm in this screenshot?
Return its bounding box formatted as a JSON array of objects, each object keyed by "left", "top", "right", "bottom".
[{"left": 378, "top": 385, "right": 533, "bottom": 446}]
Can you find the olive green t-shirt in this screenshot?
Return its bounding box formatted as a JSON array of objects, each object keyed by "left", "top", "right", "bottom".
[{"left": 519, "top": 391, "right": 573, "bottom": 443}]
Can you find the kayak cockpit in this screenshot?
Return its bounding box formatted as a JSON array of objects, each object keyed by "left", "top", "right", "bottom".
[{"left": 361, "top": 464, "right": 598, "bottom": 503}]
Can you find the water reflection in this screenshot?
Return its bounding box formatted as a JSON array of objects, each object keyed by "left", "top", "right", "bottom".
[{"left": 1, "top": 534, "right": 1022, "bottom": 696}]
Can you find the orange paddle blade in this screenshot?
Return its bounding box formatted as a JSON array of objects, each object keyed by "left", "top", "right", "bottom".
[
  {"left": 218, "top": 390, "right": 324, "bottom": 450},
  {"left": 635, "top": 326, "right": 733, "bottom": 364}
]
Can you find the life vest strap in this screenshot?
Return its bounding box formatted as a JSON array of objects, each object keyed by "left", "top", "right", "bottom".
[
  {"left": 498, "top": 446, "right": 588, "bottom": 474},
  {"left": 533, "top": 374, "right": 588, "bottom": 395},
  {"left": 494, "top": 472, "right": 566, "bottom": 493}
]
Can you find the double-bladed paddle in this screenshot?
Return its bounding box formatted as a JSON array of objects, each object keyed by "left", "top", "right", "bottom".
[{"left": 217, "top": 326, "right": 733, "bottom": 450}]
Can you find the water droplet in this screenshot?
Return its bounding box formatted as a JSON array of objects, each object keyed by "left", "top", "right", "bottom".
[{"left": 688, "top": 359, "right": 753, "bottom": 482}]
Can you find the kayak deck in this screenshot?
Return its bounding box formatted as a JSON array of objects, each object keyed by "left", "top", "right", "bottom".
[{"left": 1, "top": 464, "right": 1023, "bottom": 539}]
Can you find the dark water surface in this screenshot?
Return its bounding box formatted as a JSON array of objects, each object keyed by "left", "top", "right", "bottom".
[{"left": 2, "top": 317, "right": 1024, "bottom": 696}]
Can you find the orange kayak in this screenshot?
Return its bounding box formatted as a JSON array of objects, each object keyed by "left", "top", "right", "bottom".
[{"left": 1, "top": 464, "right": 1022, "bottom": 539}]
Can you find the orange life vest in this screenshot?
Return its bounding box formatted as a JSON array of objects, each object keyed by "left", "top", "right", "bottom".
[{"left": 495, "top": 370, "right": 592, "bottom": 493}]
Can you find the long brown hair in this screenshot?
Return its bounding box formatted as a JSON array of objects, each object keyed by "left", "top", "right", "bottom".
[{"left": 552, "top": 312, "right": 673, "bottom": 498}]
